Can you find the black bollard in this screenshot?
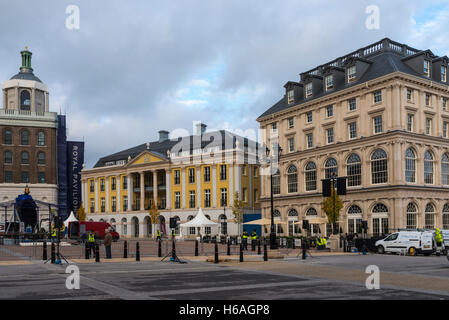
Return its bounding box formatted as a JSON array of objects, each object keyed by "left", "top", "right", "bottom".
[
  {"left": 95, "top": 243, "right": 100, "bottom": 262},
  {"left": 302, "top": 242, "right": 306, "bottom": 260},
  {"left": 214, "top": 243, "right": 219, "bottom": 264},
  {"left": 171, "top": 238, "right": 176, "bottom": 260},
  {"left": 239, "top": 243, "right": 244, "bottom": 262},
  {"left": 123, "top": 240, "right": 128, "bottom": 258},
  {"left": 136, "top": 242, "right": 140, "bottom": 261},
  {"left": 227, "top": 240, "right": 231, "bottom": 256},
  {"left": 257, "top": 240, "right": 261, "bottom": 255},
  {"left": 158, "top": 239, "right": 162, "bottom": 257},
  {"left": 264, "top": 243, "right": 268, "bottom": 261},
  {"left": 195, "top": 240, "right": 199, "bottom": 256},
  {"left": 51, "top": 242, "right": 56, "bottom": 264},
  {"left": 85, "top": 242, "right": 90, "bottom": 259},
  {"left": 42, "top": 240, "right": 47, "bottom": 261}
]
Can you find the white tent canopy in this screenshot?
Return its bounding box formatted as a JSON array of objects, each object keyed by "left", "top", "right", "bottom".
[
  {"left": 180, "top": 208, "right": 218, "bottom": 228},
  {"left": 64, "top": 211, "right": 78, "bottom": 226}
]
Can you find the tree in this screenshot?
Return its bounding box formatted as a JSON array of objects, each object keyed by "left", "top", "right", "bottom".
[
  {"left": 77, "top": 205, "right": 86, "bottom": 221},
  {"left": 321, "top": 182, "right": 343, "bottom": 234},
  {"left": 148, "top": 202, "right": 160, "bottom": 238},
  {"left": 232, "top": 192, "right": 244, "bottom": 237}
]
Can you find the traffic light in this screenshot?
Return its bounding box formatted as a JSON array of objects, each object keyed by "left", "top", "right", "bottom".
[
  {"left": 54, "top": 216, "right": 63, "bottom": 229},
  {"left": 302, "top": 220, "right": 309, "bottom": 231},
  {"left": 322, "top": 179, "right": 331, "bottom": 197},
  {"left": 336, "top": 177, "right": 347, "bottom": 195}
]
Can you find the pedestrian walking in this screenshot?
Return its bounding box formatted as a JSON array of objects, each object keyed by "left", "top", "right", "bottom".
[{"left": 104, "top": 228, "right": 113, "bottom": 259}]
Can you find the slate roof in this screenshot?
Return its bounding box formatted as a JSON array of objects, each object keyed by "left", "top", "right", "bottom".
[
  {"left": 94, "top": 130, "right": 259, "bottom": 168},
  {"left": 10, "top": 71, "right": 43, "bottom": 83},
  {"left": 258, "top": 38, "right": 446, "bottom": 120}
]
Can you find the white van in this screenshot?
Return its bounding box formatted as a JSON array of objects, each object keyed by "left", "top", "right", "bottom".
[
  {"left": 441, "top": 230, "right": 449, "bottom": 253},
  {"left": 375, "top": 231, "right": 434, "bottom": 255}
]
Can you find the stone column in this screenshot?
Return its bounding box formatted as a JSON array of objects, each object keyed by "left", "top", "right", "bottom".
[
  {"left": 229, "top": 165, "right": 234, "bottom": 205},
  {"left": 31, "top": 88, "right": 35, "bottom": 112},
  {"left": 117, "top": 176, "right": 121, "bottom": 212},
  {"left": 3, "top": 91, "right": 7, "bottom": 110},
  {"left": 196, "top": 166, "right": 201, "bottom": 208},
  {"left": 15, "top": 87, "right": 19, "bottom": 109},
  {"left": 153, "top": 170, "right": 158, "bottom": 208},
  {"left": 45, "top": 92, "right": 49, "bottom": 112},
  {"left": 212, "top": 165, "right": 217, "bottom": 207},
  {"left": 140, "top": 172, "right": 145, "bottom": 211},
  {"left": 181, "top": 169, "right": 186, "bottom": 209},
  {"left": 166, "top": 171, "right": 171, "bottom": 209},
  {"left": 127, "top": 173, "right": 134, "bottom": 211},
  {"left": 235, "top": 165, "right": 241, "bottom": 200},
  {"left": 95, "top": 178, "right": 99, "bottom": 213},
  {"left": 105, "top": 177, "right": 110, "bottom": 212}
]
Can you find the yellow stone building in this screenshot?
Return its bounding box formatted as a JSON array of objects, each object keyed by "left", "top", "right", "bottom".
[{"left": 80, "top": 123, "right": 261, "bottom": 238}]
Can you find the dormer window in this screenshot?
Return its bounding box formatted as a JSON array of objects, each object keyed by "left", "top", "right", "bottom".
[
  {"left": 325, "top": 75, "right": 334, "bottom": 91},
  {"left": 305, "top": 83, "right": 313, "bottom": 98},
  {"left": 347, "top": 66, "right": 356, "bottom": 83},
  {"left": 424, "top": 60, "right": 431, "bottom": 77},
  {"left": 442, "top": 66, "right": 447, "bottom": 82},
  {"left": 287, "top": 90, "right": 294, "bottom": 104}
]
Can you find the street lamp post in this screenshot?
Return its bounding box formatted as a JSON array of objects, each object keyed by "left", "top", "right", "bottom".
[{"left": 267, "top": 145, "right": 282, "bottom": 250}]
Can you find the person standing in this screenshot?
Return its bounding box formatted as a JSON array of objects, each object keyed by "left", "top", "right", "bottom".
[
  {"left": 88, "top": 230, "right": 96, "bottom": 257},
  {"left": 104, "top": 228, "right": 113, "bottom": 259},
  {"left": 435, "top": 228, "right": 443, "bottom": 256},
  {"left": 242, "top": 230, "right": 249, "bottom": 250}
]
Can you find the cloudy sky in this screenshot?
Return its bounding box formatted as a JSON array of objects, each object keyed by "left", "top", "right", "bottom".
[{"left": 0, "top": 0, "right": 448, "bottom": 167}]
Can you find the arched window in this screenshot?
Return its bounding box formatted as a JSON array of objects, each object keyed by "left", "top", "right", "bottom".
[
  {"left": 37, "top": 132, "right": 45, "bottom": 146},
  {"left": 37, "top": 152, "right": 45, "bottom": 165},
  {"left": 442, "top": 153, "right": 449, "bottom": 185},
  {"left": 273, "top": 210, "right": 281, "bottom": 218},
  {"left": 306, "top": 208, "right": 318, "bottom": 216},
  {"left": 443, "top": 204, "right": 449, "bottom": 229},
  {"left": 4, "top": 130, "right": 12, "bottom": 145},
  {"left": 347, "top": 205, "right": 362, "bottom": 234},
  {"left": 424, "top": 151, "right": 434, "bottom": 184},
  {"left": 121, "top": 218, "right": 127, "bottom": 235},
  {"left": 21, "top": 151, "right": 29, "bottom": 164},
  {"left": 21, "top": 130, "right": 29, "bottom": 145},
  {"left": 20, "top": 90, "right": 31, "bottom": 111},
  {"left": 325, "top": 158, "right": 338, "bottom": 179},
  {"left": 405, "top": 148, "right": 416, "bottom": 183},
  {"left": 371, "top": 149, "right": 388, "bottom": 184},
  {"left": 4, "top": 151, "right": 12, "bottom": 164},
  {"left": 424, "top": 203, "right": 435, "bottom": 229},
  {"left": 305, "top": 162, "right": 317, "bottom": 191},
  {"left": 287, "top": 165, "right": 298, "bottom": 193},
  {"left": 348, "top": 205, "right": 362, "bottom": 215},
  {"left": 372, "top": 203, "right": 389, "bottom": 236},
  {"left": 347, "top": 154, "right": 361, "bottom": 186},
  {"left": 288, "top": 209, "right": 299, "bottom": 235},
  {"left": 406, "top": 203, "right": 417, "bottom": 229}
]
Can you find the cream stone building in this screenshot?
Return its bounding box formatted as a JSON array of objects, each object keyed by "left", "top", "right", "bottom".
[
  {"left": 258, "top": 38, "right": 449, "bottom": 237},
  {"left": 81, "top": 123, "right": 261, "bottom": 238}
]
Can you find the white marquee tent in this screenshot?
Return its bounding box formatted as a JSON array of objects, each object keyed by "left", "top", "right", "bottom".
[
  {"left": 179, "top": 208, "right": 219, "bottom": 237},
  {"left": 64, "top": 211, "right": 78, "bottom": 226}
]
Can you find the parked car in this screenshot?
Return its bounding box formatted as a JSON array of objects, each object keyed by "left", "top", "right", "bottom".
[
  {"left": 375, "top": 231, "right": 434, "bottom": 255},
  {"left": 68, "top": 221, "right": 119, "bottom": 243}
]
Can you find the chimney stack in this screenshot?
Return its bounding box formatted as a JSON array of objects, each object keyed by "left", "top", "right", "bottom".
[
  {"left": 158, "top": 130, "right": 169, "bottom": 143},
  {"left": 194, "top": 122, "right": 207, "bottom": 135}
]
